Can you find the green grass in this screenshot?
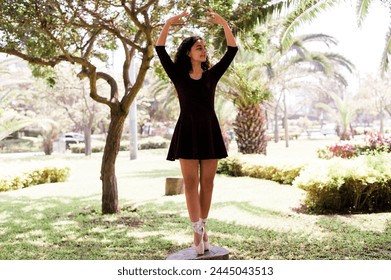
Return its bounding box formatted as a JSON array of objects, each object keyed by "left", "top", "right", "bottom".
[
  {"left": 1, "top": 140, "right": 391, "bottom": 260},
  {"left": 1, "top": 197, "right": 390, "bottom": 260}
]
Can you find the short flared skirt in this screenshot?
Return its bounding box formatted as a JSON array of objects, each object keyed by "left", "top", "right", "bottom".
[{"left": 166, "top": 113, "right": 228, "bottom": 161}]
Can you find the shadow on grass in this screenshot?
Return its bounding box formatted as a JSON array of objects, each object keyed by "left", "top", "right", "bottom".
[
  {"left": 0, "top": 195, "right": 182, "bottom": 260},
  {"left": 0, "top": 195, "right": 390, "bottom": 260}
]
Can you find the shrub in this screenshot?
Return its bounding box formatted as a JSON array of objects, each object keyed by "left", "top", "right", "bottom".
[
  {"left": 0, "top": 167, "right": 70, "bottom": 193},
  {"left": 217, "top": 157, "right": 244, "bottom": 177},
  {"left": 293, "top": 154, "right": 391, "bottom": 213},
  {"left": 217, "top": 156, "right": 303, "bottom": 184},
  {"left": 245, "top": 164, "right": 303, "bottom": 185},
  {"left": 70, "top": 142, "right": 129, "bottom": 153},
  {"left": 70, "top": 137, "right": 169, "bottom": 153},
  {"left": 70, "top": 143, "right": 86, "bottom": 153},
  {"left": 138, "top": 136, "right": 169, "bottom": 150}
]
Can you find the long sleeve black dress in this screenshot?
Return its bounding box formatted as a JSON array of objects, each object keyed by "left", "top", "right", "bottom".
[{"left": 155, "top": 45, "right": 238, "bottom": 161}]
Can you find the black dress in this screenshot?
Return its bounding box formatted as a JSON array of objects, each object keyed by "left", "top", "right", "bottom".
[{"left": 155, "top": 45, "right": 238, "bottom": 161}]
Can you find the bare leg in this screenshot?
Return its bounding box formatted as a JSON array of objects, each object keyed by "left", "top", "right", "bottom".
[
  {"left": 199, "top": 159, "right": 218, "bottom": 242},
  {"left": 179, "top": 159, "right": 201, "bottom": 246}
]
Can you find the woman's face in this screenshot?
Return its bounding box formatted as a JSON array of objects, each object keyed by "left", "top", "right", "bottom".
[{"left": 188, "top": 39, "right": 208, "bottom": 63}]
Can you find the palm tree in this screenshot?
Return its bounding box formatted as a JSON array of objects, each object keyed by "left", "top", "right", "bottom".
[
  {"left": 219, "top": 31, "right": 352, "bottom": 154},
  {"left": 0, "top": 108, "right": 33, "bottom": 141},
  {"left": 316, "top": 89, "right": 360, "bottom": 140},
  {"left": 221, "top": 56, "right": 271, "bottom": 154},
  {"left": 233, "top": 0, "right": 390, "bottom": 72},
  {"left": 271, "top": 33, "right": 354, "bottom": 142},
  {"left": 274, "top": 0, "right": 391, "bottom": 72}
]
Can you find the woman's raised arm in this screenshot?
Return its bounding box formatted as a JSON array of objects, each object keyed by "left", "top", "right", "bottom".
[
  {"left": 205, "top": 8, "right": 236, "bottom": 47},
  {"left": 156, "top": 10, "right": 190, "bottom": 46}
]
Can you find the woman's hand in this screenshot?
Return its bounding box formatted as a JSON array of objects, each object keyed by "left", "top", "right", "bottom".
[
  {"left": 205, "top": 7, "right": 227, "bottom": 26},
  {"left": 167, "top": 10, "right": 190, "bottom": 25},
  {"left": 205, "top": 7, "right": 236, "bottom": 47},
  {"left": 156, "top": 10, "right": 189, "bottom": 46}
]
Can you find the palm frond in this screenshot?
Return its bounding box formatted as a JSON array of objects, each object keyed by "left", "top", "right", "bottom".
[
  {"left": 0, "top": 112, "right": 34, "bottom": 141},
  {"left": 232, "top": 0, "right": 293, "bottom": 31},
  {"left": 323, "top": 53, "right": 355, "bottom": 73},
  {"left": 266, "top": 0, "right": 303, "bottom": 17},
  {"left": 356, "top": 0, "right": 372, "bottom": 27},
  {"left": 333, "top": 72, "right": 349, "bottom": 87},
  {"left": 286, "top": 52, "right": 333, "bottom": 76},
  {"left": 310, "top": 53, "right": 333, "bottom": 75},
  {"left": 297, "top": 33, "right": 339, "bottom": 47},
  {"left": 279, "top": 0, "right": 341, "bottom": 51},
  {"left": 289, "top": 44, "right": 307, "bottom": 58},
  {"left": 315, "top": 102, "right": 336, "bottom": 116},
  {"left": 380, "top": 25, "right": 391, "bottom": 74}
]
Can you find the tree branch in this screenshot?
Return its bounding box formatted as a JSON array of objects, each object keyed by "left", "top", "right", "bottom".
[
  {"left": 0, "top": 48, "right": 67, "bottom": 67},
  {"left": 83, "top": 29, "right": 103, "bottom": 59},
  {"left": 77, "top": 68, "right": 120, "bottom": 110},
  {"left": 121, "top": 30, "right": 142, "bottom": 91},
  {"left": 137, "top": 0, "right": 158, "bottom": 14},
  {"left": 121, "top": 0, "right": 145, "bottom": 33}
]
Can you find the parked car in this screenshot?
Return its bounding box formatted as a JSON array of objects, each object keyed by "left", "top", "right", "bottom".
[
  {"left": 59, "top": 132, "right": 85, "bottom": 149},
  {"left": 320, "top": 123, "right": 337, "bottom": 136}
]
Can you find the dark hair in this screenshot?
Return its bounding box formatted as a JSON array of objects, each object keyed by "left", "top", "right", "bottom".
[{"left": 174, "top": 36, "right": 210, "bottom": 72}]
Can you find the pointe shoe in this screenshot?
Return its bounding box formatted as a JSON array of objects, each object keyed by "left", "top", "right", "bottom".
[
  {"left": 200, "top": 218, "right": 210, "bottom": 251},
  {"left": 192, "top": 221, "right": 204, "bottom": 255}
]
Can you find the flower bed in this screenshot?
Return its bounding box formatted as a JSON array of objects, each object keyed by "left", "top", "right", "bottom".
[{"left": 318, "top": 132, "right": 391, "bottom": 159}]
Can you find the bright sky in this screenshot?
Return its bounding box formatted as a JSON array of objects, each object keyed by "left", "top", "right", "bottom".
[{"left": 296, "top": 0, "right": 390, "bottom": 76}]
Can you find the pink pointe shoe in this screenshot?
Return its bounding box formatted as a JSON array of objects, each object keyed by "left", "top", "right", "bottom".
[
  {"left": 200, "top": 218, "right": 210, "bottom": 251},
  {"left": 192, "top": 221, "right": 205, "bottom": 255}
]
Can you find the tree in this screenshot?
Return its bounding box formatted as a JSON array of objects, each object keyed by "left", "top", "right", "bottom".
[
  {"left": 46, "top": 65, "right": 110, "bottom": 155},
  {"left": 316, "top": 88, "right": 360, "bottom": 140},
  {"left": 275, "top": 0, "right": 391, "bottom": 72},
  {"left": 0, "top": 0, "right": 165, "bottom": 214},
  {"left": 225, "top": 1, "right": 361, "bottom": 151},
  {"left": 220, "top": 50, "right": 271, "bottom": 154},
  {"left": 357, "top": 73, "right": 391, "bottom": 133},
  {"left": 137, "top": 74, "right": 178, "bottom": 128},
  {"left": 224, "top": 21, "right": 354, "bottom": 152},
  {"left": 0, "top": 0, "right": 262, "bottom": 214}
]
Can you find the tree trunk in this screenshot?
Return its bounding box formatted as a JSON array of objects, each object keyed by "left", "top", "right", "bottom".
[
  {"left": 274, "top": 105, "right": 279, "bottom": 143},
  {"left": 84, "top": 124, "right": 92, "bottom": 156},
  {"left": 234, "top": 104, "right": 267, "bottom": 155},
  {"left": 283, "top": 92, "right": 289, "bottom": 148},
  {"left": 380, "top": 105, "right": 384, "bottom": 134},
  {"left": 101, "top": 110, "right": 127, "bottom": 214},
  {"left": 339, "top": 128, "right": 351, "bottom": 141},
  {"left": 43, "top": 139, "right": 53, "bottom": 155}
]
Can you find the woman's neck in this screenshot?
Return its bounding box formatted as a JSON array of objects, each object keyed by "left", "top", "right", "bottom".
[{"left": 190, "top": 63, "right": 203, "bottom": 79}]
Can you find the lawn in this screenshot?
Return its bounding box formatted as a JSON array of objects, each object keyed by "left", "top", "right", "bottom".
[{"left": 0, "top": 138, "right": 391, "bottom": 260}]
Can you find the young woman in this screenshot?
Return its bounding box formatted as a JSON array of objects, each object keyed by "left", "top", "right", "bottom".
[{"left": 155, "top": 8, "right": 237, "bottom": 255}]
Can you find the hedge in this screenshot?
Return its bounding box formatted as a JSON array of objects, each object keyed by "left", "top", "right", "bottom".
[
  {"left": 293, "top": 153, "right": 391, "bottom": 213},
  {"left": 70, "top": 136, "right": 169, "bottom": 153},
  {"left": 217, "top": 156, "right": 304, "bottom": 185},
  {"left": 0, "top": 166, "right": 70, "bottom": 192},
  {"left": 218, "top": 153, "right": 391, "bottom": 214}
]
